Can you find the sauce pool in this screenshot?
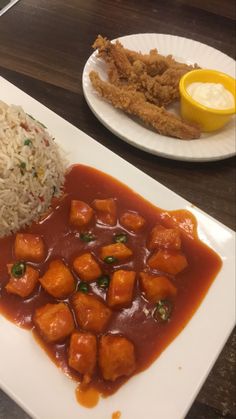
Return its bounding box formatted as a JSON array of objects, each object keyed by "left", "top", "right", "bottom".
[{"left": 0, "top": 164, "right": 222, "bottom": 403}]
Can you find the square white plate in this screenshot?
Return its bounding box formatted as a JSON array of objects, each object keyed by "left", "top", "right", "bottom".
[{"left": 0, "top": 76, "right": 235, "bottom": 419}]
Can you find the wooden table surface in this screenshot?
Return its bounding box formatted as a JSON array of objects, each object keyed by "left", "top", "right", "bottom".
[{"left": 0, "top": 1, "right": 235, "bottom": 418}]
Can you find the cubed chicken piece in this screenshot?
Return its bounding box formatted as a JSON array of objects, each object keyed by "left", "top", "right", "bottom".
[
  {"left": 5, "top": 263, "right": 39, "bottom": 298},
  {"left": 73, "top": 253, "right": 102, "bottom": 282},
  {"left": 99, "top": 335, "right": 136, "bottom": 381},
  {"left": 34, "top": 303, "right": 74, "bottom": 343},
  {"left": 68, "top": 331, "right": 97, "bottom": 380},
  {"left": 140, "top": 272, "right": 177, "bottom": 303},
  {"left": 108, "top": 270, "right": 136, "bottom": 308},
  {"left": 100, "top": 243, "right": 132, "bottom": 262},
  {"left": 14, "top": 233, "right": 45, "bottom": 262},
  {"left": 39, "top": 260, "right": 75, "bottom": 298},
  {"left": 148, "top": 249, "right": 188, "bottom": 275},
  {"left": 147, "top": 225, "right": 181, "bottom": 251},
  {"left": 69, "top": 200, "right": 94, "bottom": 228},
  {"left": 92, "top": 198, "right": 117, "bottom": 226},
  {"left": 72, "top": 292, "right": 112, "bottom": 333},
  {"left": 120, "top": 211, "right": 145, "bottom": 232}
]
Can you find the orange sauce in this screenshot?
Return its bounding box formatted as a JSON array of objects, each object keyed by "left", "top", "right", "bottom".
[
  {"left": 112, "top": 411, "right": 121, "bottom": 419},
  {"left": 0, "top": 164, "right": 222, "bottom": 403},
  {"left": 75, "top": 384, "right": 100, "bottom": 408}
]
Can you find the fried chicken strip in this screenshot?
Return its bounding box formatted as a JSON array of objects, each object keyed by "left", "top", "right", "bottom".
[
  {"left": 92, "top": 36, "right": 194, "bottom": 106},
  {"left": 89, "top": 71, "right": 200, "bottom": 140}
]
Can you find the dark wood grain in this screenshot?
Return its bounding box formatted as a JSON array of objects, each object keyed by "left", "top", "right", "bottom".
[{"left": 0, "top": 1, "right": 235, "bottom": 418}]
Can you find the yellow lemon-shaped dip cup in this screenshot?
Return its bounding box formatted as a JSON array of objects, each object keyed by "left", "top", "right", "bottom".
[{"left": 179, "top": 69, "right": 236, "bottom": 132}]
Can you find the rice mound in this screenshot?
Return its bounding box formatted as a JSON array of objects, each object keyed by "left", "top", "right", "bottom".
[{"left": 0, "top": 100, "right": 67, "bottom": 238}]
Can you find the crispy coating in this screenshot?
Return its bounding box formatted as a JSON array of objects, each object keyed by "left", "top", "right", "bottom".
[
  {"left": 92, "top": 35, "right": 198, "bottom": 106},
  {"left": 89, "top": 71, "right": 200, "bottom": 140}
]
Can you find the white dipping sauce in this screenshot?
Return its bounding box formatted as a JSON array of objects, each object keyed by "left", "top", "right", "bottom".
[{"left": 187, "top": 82, "right": 235, "bottom": 110}]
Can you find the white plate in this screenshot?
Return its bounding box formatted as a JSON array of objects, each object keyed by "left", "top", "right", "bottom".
[
  {"left": 82, "top": 33, "right": 236, "bottom": 162},
  {"left": 0, "top": 76, "right": 235, "bottom": 419}
]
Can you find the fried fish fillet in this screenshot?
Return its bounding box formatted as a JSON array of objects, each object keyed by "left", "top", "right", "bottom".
[
  {"left": 92, "top": 35, "right": 196, "bottom": 106},
  {"left": 89, "top": 71, "right": 200, "bottom": 140}
]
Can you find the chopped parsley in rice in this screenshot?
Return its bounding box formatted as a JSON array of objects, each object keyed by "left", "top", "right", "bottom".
[{"left": 0, "top": 100, "right": 67, "bottom": 238}]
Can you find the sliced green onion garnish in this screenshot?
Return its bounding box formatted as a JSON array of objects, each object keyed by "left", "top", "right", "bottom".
[
  {"left": 24, "top": 139, "right": 32, "bottom": 146},
  {"left": 11, "top": 261, "right": 26, "bottom": 278},
  {"left": 80, "top": 232, "right": 96, "bottom": 242},
  {"left": 97, "top": 275, "right": 110, "bottom": 289},
  {"left": 154, "top": 299, "right": 172, "bottom": 322},
  {"left": 104, "top": 256, "right": 117, "bottom": 264},
  {"left": 114, "top": 233, "right": 128, "bottom": 243},
  {"left": 78, "top": 282, "right": 89, "bottom": 293}
]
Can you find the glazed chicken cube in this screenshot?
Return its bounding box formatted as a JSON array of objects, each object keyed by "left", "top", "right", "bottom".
[
  {"left": 72, "top": 292, "right": 112, "bottom": 333},
  {"left": 92, "top": 198, "right": 117, "bottom": 226},
  {"left": 34, "top": 302, "right": 74, "bottom": 343},
  {"left": 14, "top": 233, "right": 45, "bottom": 262},
  {"left": 148, "top": 249, "right": 188, "bottom": 275},
  {"left": 39, "top": 260, "right": 75, "bottom": 298},
  {"left": 5, "top": 263, "right": 39, "bottom": 298},
  {"left": 69, "top": 200, "right": 93, "bottom": 228},
  {"left": 99, "top": 335, "right": 136, "bottom": 381},
  {"left": 147, "top": 225, "right": 181, "bottom": 251},
  {"left": 68, "top": 331, "right": 97, "bottom": 381},
  {"left": 120, "top": 211, "right": 145, "bottom": 232},
  {"left": 140, "top": 272, "right": 177, "bottom": 303},
  {"left": 108, "top": 270, "right": 136, "bottom": 308},
  {"left": 73, "top": 253, "right": 102, "bottom": 282},
  {"left": 100, "top": 243, "right": 133, "bottom": 261}
]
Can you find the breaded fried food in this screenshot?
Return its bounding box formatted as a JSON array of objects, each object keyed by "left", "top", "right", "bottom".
[
  {"left": 92, "top": 35, "right": 196, "bottom": 106},
  {"left": 89, "top": 71, "right": 200, "bottom": 140}
]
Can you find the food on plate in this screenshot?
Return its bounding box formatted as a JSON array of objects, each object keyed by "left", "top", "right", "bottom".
[
  {"left": 34, "top": 302, "right": 75, "bottom": 343},
  {"left": 93, "top": 35, "right": 198, "bottom": 106},
  {"left": 39, "top": 260, "right": 75, "bottom": 298},
  {"left": 0, "top": 163, "right": 222, "bottom": 403},
  {"left": 0, "top": 100, "right": 66, "bottom": 238},
  {"left": 186, "top": 82, "right": 235, "bottom": 109},
  {"left": 89, "top": 71, "right": 200, "bottom": 140},
  {"left": 107, "top": 270, "right": 136, "bottom": 308},
  {"left": 89, "top": 35, "right": 201, "bottom": 139},
  {"left": 99, "top": 334, "right": 136, "bottom": 381},
  {"left": 5, "top": 263, "right": 39, "bottom": 297},
  {"left": 70, "top": 200, "right": 94, "bottom": 227},
  {"left": 73, "top": 252, "right": 102, "bottom": 281},
  {"left": 14, "top": 233, "right": 46, "bottom": 262},
  {"left": 72, "top": 292, "right": 112, "bottom": 333},
  {"left": 68, "top": 331, "right": 97, "bottom": 382}
]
